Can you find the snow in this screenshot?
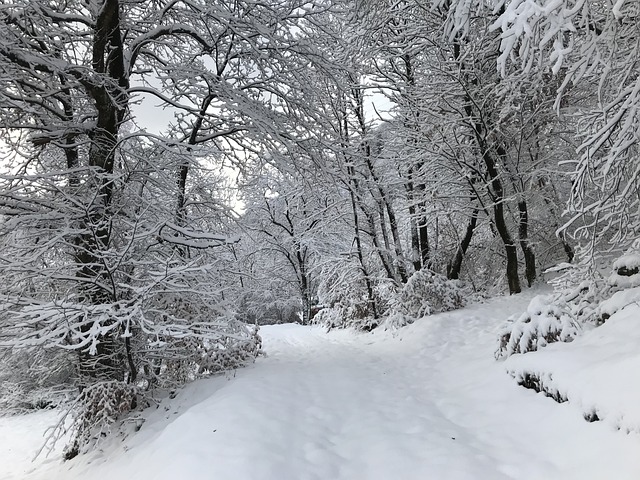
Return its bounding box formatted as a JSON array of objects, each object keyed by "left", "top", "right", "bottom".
[
  {"left": 609, "top": 254, "right": 640, "bottom": 289},
  {"left": 613, "top": 254, "right": 640, "bottom": 271},
  {"left": 159, "top": 222, "right": 241, "bottom": 249},
  {"left": 0, "top": 409, "right": 68, "bottom": 480},
  {"left": 505, "top": 303, "right": 640, "bottom": 435},
  {"left": 543, "top": 262, "right": 574, "bottom": 273},
  {"left": 608, "top": 272, "right": 640, "bottom": 289},
  {"left": 3, "top": 292, "right": 640, "bottom": 480},
  {"left": 598, "top": 286, "right": 640, "bottom": 318}
]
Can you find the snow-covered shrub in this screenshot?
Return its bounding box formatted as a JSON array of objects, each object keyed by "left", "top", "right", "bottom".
[
  {"left": 596, "top": 253, "right": 640, "bottom": 322},
  {"left": 499, "top": 248, "right": 640, "bottom": 425},
  {"left": 313, "top": 295, "right": 378, "bottom": 331},
  {"left": 182, "top": 323, "right": 262, "bottom": 376},
  {"left": 610, "top": 254, "right": 640, "bottom": 284},
  {"left": 560, "top": 278, "right": 607, "bottom": 325},
  {"left": 141, "top": 321, "right": 262, "bottom": 388},
  {"left": 378, "top": 311, "right": 413, "bottom": 330},
  {"left": 598, "top": 287, "right": 640, "bottom": 322},
  {"left": 496, "top": 295, "right": 581, "bottom": 359},
  {"left": 390, "top": 270, "right": 466, "bottom": 319},
  {"left": 313, "top": 269, "right": 388, "bottom": 331},
  {"left": 316, "top": 269, "right": 467, "bottom": 330},
  {"left": 0, "top": 381, "right": 73, "bottom": 414},
  {"left": 551, "top": 250, "right": 640, "bottom": 327},
  {"left": 549, "top": 248, "right": 640, "bottom": 325},
  {"left": 60, "top": 381, "right": 138, "bottom": 460},
  {"left": 0, "top": 347, "right": 75, "bottom": 414},
  {"left": 196, "top": 326, "right": 262, "bottom": 373}
]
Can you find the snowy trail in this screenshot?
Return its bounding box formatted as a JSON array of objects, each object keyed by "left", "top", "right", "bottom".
[{"left": 5, "top": 294, "right": 640, "bottom": 480}]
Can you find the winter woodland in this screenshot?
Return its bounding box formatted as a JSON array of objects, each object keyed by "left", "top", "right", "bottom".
[{"left": 1, "top": 0, "right": 640, "bottom": 473}]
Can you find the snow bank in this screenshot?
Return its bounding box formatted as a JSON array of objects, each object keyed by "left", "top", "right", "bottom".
[{"left": 504, "top": 304, "right": 640, "bottom": 433}]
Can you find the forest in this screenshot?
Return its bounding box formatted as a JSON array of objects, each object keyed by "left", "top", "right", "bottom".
[{"left": 1, "top": 0, "right": 639, "bottom": 472}]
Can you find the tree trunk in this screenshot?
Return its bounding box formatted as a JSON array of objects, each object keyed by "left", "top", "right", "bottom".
[
  {"left": 402, "top": 53, "right": 431, "bottom": 272},
  {"left": 485, "top": 145, "right": 521, "bottom": 294},
  {"left": 352, "top": 78, "right": 408, "bottom": 283},
  {"left": 518, "top": 199, "right": 537, "bottom": 287},
  {"left": 347, "top": 176, "right": 378, "bottom": 319},
  {"left": 447, "top": 208, "right": 479, "bottom": 280},
  {"left": 362, "top": 155, "right": 408, "bottom": 283},
  {"left": 491, "top": 176, "right": 521, "bottom": 294},
  {"left": 454, "top": 31, "right": 521, "bottom": 294},
  {"left": 297, "top": 250, "right": 312, "bottom": 325},
  {"left": 416, "top": 208, "right": 430, "bottom": 270},
  {"left": 375, "top": 200, "right": 396, "bottom": 278},
  {"left": 77, "top": 0, "right": 131, "bottom": 381}
]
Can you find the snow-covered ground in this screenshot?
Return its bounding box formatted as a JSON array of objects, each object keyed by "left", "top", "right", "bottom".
[
  {"left": 505, "top": 302, "right": 640, "bottom": 435},
  {"left": 2, "top": 293, "right": 640, "bottom": 480}
]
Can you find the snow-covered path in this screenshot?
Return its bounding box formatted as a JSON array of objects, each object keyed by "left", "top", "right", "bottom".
[{"left": 4, "top": 294, "right": 640, "bottom": 479}]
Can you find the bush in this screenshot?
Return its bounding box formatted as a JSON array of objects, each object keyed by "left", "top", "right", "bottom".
[
  {"left": 313, "top": 266, "right": 387, "bottom": 331},
  {"left": 193, "top": 324, "right": 262, "bottom": 375},
  {"left": 315, "top": 269, "right": 468, "bottom": 331},
  {"left": 496, "top": 295, "right": 581, "bottom": 359},
  {"left": 59, "top": 381, "right": 138, "bottom": 460},
  {"left": 390, "top": 270, "right": 466, "bottom": 319},
  {"left": 550, "top": 251, "right": 640, "bottom": 326},
  {"left": 139, "top": 320, "right": 262, "bottom": 388},
  {"left": 313, "top": 295, "right": 378, "bottom": 331},
  {"left": 0, "top": 347, "right": 76, "bottom": 414}
]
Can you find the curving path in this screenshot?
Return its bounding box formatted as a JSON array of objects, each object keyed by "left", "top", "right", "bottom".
[{"left": 6, "top": 293, "right": 640, "bottom": 480}]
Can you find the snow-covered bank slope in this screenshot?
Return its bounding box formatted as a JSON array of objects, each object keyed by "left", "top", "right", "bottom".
[
  {"left": 4, "top": 293, "right": 640, "bottom": 480},
  {"left": 505, "top": 303, "right": 640, "bottom": 434}
]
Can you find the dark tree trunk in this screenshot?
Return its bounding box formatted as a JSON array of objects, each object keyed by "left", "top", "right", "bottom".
[
  {"left": 416, "top": 210, "right": 430, "bottom": 269},
  {"left": 469, "top": 140, "right": 521, "bottom": 294},
  {"left": 297, "top": 251, "right": 312, "bottom": 325},
  {"left": 406, "top": 189, "right": 431, "bottom": 272},
  {"left": 491, "top": 178, "right": 521, "bottom": 294},
  {"left": 361, "top": 195, "right": 397, "bottom": 282},
  {"left": 447, "top": 208, "right": 479, "bottom": 280},
  {"left": 385, "top": 197, "right": 409, "bottom": 283},
  {"left": 518, "top": 199, "right": 537, "bottom": 287},
  {"left": 561, "top": 233, "right": 575, "bottom": 263},
  {"left": 375, "top": 201, "right": 396, "bottom": 278},
  {"left": 538, "top": 178, "right": 574, "bottom": 263},
  {"left": 77, "top": 0, "right": 131, "bottom": 381},
  {"left": 484, "top": 145, "right": 521, "bottom": 294},
  {"left": 454, "top": 31, "right": 521, "bottom": 294},
  {"left": 362, "top": 154, "right": 408, "bottom": 283},
  {"left": 409, "top": 213, "right": 422, "bottom": 271},
  {"left": 177, "top": 95, "right": 215, "bottom": 228}
]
